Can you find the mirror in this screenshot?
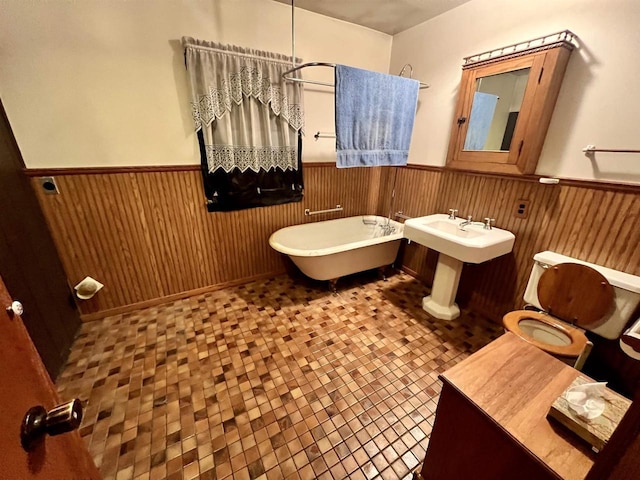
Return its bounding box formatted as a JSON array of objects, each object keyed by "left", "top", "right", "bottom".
[
  {"left": 464, "top": 68, "right": 530, "bottom": 152},
  {"left": 446, "top": 33, "right": 576, "bottom": 175}
]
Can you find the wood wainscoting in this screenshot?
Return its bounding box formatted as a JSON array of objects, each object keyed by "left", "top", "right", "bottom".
[
  {"left": 386, "top": 166, "right": 640, "bottom": 320},
  {"left": 29, "top": 163, "right": 385, "bottom": 319},
  {"left": 29, "top": 161, "right": 640, "bottom": 328}
]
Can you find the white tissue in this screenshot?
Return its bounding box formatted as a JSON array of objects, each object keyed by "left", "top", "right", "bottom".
[{"left": 564, "top": 382, "right": 607, "bottom": 420}]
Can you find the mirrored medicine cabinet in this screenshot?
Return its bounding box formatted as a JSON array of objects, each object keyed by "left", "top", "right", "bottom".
[{"left": 446, "top": 31, "right": 576, "bottom": 175}]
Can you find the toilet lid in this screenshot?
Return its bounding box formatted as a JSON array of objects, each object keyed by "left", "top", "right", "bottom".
[{"left": 537, "top": 263, "right": 614, "bottom": 328}]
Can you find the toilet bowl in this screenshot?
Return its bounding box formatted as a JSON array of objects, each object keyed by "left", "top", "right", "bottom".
[
  {"left": 503, "top": 310, "right": 588, "bottom": 360},
  {"left": 502, "top": 251, "right": 640, "bottom": 369}
]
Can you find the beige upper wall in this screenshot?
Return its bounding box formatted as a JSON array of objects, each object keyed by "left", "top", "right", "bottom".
[
  {"left": 391, "top": 0, "right": 640, "bottom": 184},
  {"left": 0, "top": 0, "right": 391, "bottom": 168}
]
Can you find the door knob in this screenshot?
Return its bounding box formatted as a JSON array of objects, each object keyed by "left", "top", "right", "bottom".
[
  {"left": 21, "top": 399, "right": 83, "bottom": 451},
  {"left": 6, "top": 300, "right": 24, "bottom": 317}
]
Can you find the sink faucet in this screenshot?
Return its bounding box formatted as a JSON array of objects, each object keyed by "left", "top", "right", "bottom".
[
  {"left": 484, "top": 218, "right": 496, "bottom": 230},
  {"left": 458, "top": 215, "right": 473, "bottom": 231},
  {"left": 448, "top": 209, "right": 458, "bottom": 220}
]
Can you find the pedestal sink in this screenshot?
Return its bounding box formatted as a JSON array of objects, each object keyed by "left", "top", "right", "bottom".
[{"left": 404, "top": 214, "right": 515, "bottom": 320}]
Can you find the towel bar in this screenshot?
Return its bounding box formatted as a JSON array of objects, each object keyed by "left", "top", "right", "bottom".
[
  {"left": 314, "top": 132, "right": 336, "bottom": 140},
  {"left": 304, "top": 205, "right": 343, "bottom": 216},
  {"left": 583, "top": 145, "right": 640, "bottom": 155}
]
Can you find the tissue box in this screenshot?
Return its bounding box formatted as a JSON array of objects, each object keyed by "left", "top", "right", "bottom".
[{"left": 548, "top": 376, "right": 631, "bottom": 451}]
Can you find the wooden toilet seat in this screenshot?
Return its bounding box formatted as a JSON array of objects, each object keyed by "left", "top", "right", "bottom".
[
  {"left": 502, "top": 310, "right": 587, "bottom": 358},
  {"left": 503, "top": 262, "right": 614, "bottom": 359}
]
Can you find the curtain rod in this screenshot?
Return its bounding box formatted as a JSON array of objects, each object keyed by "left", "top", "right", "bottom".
[
  {"left": 183, "top": 43, "right": 296, "bottom": 66},
  {"left": 282, "top": 62, "right": 430, "bottom": 89}
]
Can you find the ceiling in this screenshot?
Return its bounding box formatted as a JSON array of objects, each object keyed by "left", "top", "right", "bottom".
[{"left": 273, "top": 0, "right": 473, "bottom": 35}]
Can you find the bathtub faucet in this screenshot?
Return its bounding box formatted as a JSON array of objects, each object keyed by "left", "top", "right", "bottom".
[{"left": 379, "top": 223, "right": 396, "bottom": 236}]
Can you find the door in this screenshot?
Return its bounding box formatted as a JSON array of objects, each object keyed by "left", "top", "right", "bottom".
[
  {"left": 0, "top": 273, "right": 100, "bottom": 478},
  {"left": 0, "top": 97, "right": 81, "bottom": 377}
]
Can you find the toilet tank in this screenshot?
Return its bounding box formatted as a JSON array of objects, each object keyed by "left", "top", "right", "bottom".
[{"left": 523, "top": 251, "right": 640, "bottom": 340}]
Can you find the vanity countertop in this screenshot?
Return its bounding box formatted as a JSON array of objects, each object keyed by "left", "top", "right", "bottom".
[{"left": 440, "top": 332, "right": 596, "bottom": 480}]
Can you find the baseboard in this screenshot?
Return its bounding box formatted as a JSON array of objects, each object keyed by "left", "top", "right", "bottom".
[
  {"left": 467, "top": 303, "right": 502, "bottom": 324},
  {"left": 400, "top": 265, "right": 432, "bottom": 286},
  {"left": 79, "top": 270, "right": 286, "bottom": 322},
  {"left": 79, "top": 264, "right": 503, "bottom": 323}
]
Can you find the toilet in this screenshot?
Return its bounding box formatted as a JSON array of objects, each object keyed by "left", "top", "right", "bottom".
[{"left": 503, "top": 251, "right": 640, "bottom": 369}]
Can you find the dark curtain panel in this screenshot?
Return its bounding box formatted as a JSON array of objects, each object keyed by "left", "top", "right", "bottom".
[{"left": 198, "top": 130, "right": 303, "bottom": 212}]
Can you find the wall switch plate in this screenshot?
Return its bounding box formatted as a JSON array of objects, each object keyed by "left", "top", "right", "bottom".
[
  {"left": 514, "top": 199, "right": 530, "bottom": 218},
  {"left": 39, "top": 176, "right": 60, "bottom": 195}
]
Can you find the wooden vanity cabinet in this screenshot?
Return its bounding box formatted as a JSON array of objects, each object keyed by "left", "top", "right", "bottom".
[{"left": 418, "top": 333, "right": 595, "bottom": 480}]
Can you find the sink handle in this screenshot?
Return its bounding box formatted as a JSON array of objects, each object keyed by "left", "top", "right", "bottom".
[
  {"left": 484, "top": 218, "right": 495, "bottom": 230},
  {"left": 448, "top": 209, "right": 458, "bottom": 219}
]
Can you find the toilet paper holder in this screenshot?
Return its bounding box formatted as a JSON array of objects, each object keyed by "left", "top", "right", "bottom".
[{"left": 74, "top": 276, "right": 104, "bottom": 300}]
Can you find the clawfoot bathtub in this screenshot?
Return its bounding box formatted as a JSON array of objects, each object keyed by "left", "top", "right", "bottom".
[{"left": 269, "top": 215, "right": 404, "bottom": 283}]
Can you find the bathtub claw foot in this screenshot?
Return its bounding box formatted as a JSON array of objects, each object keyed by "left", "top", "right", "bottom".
[
  {"left": 328, "top": 278, "right": 339, "bottom": 293},
  {"left": 378, "top": 266, "right": 388, "bottom": 281}
]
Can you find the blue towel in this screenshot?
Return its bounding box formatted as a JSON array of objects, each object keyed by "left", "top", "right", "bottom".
[
  {"left": 463, "top": 91, "right": 499, "bottom": 150},
  {"left": 335, "top": 65, "right": 419, "bottom": 168}
]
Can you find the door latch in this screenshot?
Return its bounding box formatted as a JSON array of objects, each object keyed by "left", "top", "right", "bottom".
[{"left": 21, "top": 399, "right": 83, "bottom": 451}]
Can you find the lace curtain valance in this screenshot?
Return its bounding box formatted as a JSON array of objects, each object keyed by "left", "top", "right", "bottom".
[
  {"left": 183, "top": 37, "right": 304, "bottom": 173},
  {"left": 182, "top": 37, "right": 305, "bottom": 211}
]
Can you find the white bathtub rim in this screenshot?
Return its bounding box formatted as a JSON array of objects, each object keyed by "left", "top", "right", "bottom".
[
  {"left": 269, "top": 216, "right": 404, "bottom": 258},
  {"left": 274, "top": 233, "right": 404, "bottom": 258}
]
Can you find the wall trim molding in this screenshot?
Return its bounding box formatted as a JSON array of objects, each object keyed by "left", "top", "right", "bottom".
[
  {"left": 25, "top": 162, "right": 640, "bottom": 193},
  {"left": 24, "top": 164, "right": 202, "bottom": 176},
  {"left": 404, "top": 164, "right": 444, "bottom": 173},
  {"left": 405, "top": 164, "right": 640, "bottom": 193},
  {"left": 303, "top": 162, "right": 337, "bottom": 168},
  {"left": 79, "top": 270, "right": 286, "bottom": 323},
  {"left": 24, "top": 162, "right": 338, "bottom": 177}
]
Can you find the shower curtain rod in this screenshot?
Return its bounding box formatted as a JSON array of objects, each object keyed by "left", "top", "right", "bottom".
[
  {"left": 282, "top": 62, "right": 430, "bottom": 89},
  {"left": 286, "top": 1, "right": 428, "bottom": 89}
]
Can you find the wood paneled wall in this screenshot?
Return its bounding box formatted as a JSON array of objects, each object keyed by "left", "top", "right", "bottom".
[
  {"left": 31, "top": 164, "right": 383, "bottom": 319},
  {"left": 31, "top": 161, "right": 640, "bottom": 329},
  {"left": 385, "top": 166, "right": 640, "bottom": 321}
]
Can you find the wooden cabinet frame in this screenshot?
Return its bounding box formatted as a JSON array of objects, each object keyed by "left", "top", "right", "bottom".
[{"left": 446, "top": 43, "right": 574, "bottom": 175}]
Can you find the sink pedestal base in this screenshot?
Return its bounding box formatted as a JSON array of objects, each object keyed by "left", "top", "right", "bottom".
[{"left": 422, "top": 253, "right": 463, "bottom": 320}]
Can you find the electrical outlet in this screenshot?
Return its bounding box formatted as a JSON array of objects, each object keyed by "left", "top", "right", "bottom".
[{"left": 514, "top": 199, "right": 530, "bottom": 218}]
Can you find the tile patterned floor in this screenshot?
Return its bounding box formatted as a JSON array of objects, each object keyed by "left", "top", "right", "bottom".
[{"left": 56, "top": 271, "right": 502, "bottom": 480}]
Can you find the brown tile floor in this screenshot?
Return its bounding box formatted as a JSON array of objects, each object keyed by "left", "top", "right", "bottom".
[{"left": 56, "top": 271, "right": 502, "bottom": 480}]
